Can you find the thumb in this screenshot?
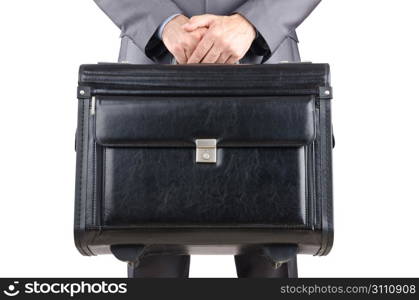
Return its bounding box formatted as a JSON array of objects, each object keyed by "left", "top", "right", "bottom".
[{"left": 183, "top": 14, "right": 216, "bottom": 31}]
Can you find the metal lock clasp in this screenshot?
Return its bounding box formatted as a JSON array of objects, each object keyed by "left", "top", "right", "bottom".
[{"left": 195, "top": 139, "right": 217, "bottom": 163}]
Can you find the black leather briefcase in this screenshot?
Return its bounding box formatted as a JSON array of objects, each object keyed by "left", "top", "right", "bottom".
[{"left": 74, "top": 64, "right": 334, "bottom": 259}]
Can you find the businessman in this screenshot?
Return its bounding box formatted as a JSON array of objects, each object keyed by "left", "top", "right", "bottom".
[{"left": 94, "top": 0, "right": 322, "bottom": 277}]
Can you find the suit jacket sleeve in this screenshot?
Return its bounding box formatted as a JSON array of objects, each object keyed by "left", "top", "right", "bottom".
[
  {"left": 235, "top": 0, "right": 322, "bottom": 55},
  {"left": 94, "top": 0, "right": 183, "bottom": 58}
]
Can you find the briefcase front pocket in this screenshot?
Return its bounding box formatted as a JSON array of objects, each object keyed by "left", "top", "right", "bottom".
[{"left": 93, "top": 95, "right": 317, "bottom": 229}]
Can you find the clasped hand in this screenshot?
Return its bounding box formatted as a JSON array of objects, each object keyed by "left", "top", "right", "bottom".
[{"left": 162, "top": 14, "right": 256, "bottom": 64}]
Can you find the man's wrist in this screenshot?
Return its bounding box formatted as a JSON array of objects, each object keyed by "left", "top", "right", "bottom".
[
  {"left": 157, "top": 14, "right": 182, "bottom": 40},
  {"left": 231, "top": 13, "right": 256, "bottom": 40}
]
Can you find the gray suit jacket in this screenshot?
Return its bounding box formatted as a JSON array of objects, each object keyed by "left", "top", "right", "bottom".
[{"left": 94, "top": 0, "right": 321, "bottom": 64}]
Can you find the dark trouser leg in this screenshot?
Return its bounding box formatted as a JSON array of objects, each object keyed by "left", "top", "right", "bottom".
[
  {"left": 128, "top": 255, "right": 190, "bottom": 278},
  {"left": 111, "top": 245, "right": 191, "bottom": 278},
  {"left": 235, "top": 245, "right": 298, "bottom": 278}
]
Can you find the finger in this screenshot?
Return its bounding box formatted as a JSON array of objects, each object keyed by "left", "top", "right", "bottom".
[
  {"left": 192, "top": 27, "right": 208, "bottom": 39},
  {"left": 226, "top": 55, "right": 240, "bottom": 64},
  {"left": 187, "top": 36, "right": 214, "bottom": 64},
  {"left": 184, "top": 44, "right": 194, "bottom": 60},
  {"left": 184, "top": 28, "right": 208, "bottom": 59},
  {"left": 182, "top": 37, "right": 193, "bottom": 59},
  {"left": 201, "top": 45, "right": 222, "bottom": 63},
  {"left": 183, "top": 14, "right": 216, "bottom": 32},
  {"left": 182, "top": 49, "right": 188, "bottom": 64},
  {"left": 215, "top": 52, "right": 231, "bottom": 64},
  {"left": 172, "top": 48, "right": 187, "bottom": 64}
]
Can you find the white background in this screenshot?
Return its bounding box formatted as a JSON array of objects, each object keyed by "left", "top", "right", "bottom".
[{"left": 0, "top": 0, "right": 418, "bottom": 277}]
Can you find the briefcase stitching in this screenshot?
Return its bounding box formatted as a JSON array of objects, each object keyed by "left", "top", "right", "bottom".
[
  {"left": 322, "top": 102, "right": 334, "bottom": 255},
  {"left": 96, "top": 147, "right": 312, "bottom": 230},
  {"left": 75, "top": 101, "right": 84, "bottom": 231}
]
